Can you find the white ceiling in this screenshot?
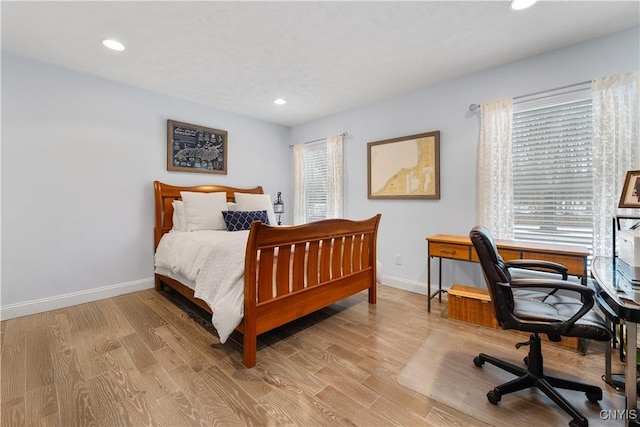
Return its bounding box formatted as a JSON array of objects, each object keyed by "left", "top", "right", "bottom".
[{"left": 2, "top": 1, "right": 639, "bottom": 127}]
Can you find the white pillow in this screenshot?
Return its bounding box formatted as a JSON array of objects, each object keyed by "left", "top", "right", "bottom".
[
  {"left": 234, "top": 193, "right": 278, "bottom": 226},
  {"left": 180, "top": 191, "right": 228, "bottom": 231},
  {"left": 226, "top": 202, "right": 237, "bottom": 211},
  {"left": 171, "top": 200, "right": 187, "bottom": 232}
]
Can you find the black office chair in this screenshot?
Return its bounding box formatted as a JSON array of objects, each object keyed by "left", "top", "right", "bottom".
[{"left": 469, "top": 226, "right": 612, "bottom": 427}]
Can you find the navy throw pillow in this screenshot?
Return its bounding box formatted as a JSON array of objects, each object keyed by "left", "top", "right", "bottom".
[{"left": 222, "top": 210, "right": 270, "bottom": 231}]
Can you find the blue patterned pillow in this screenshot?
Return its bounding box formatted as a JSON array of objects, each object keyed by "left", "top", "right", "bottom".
[{"left": 222, "top": 210, "right": 270, "bottom": 231}]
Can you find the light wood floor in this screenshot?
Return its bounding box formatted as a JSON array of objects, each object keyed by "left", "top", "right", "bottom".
[{"left": 0, "top": 285, "right": 621, "bottom": 426}]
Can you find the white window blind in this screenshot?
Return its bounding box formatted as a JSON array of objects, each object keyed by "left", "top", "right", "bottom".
[
  {"left": 304, "top": 141, "right": 329, "bottom": 222},
  {"left": 512, "top": 85, "right": 593, "bottom": 251}
]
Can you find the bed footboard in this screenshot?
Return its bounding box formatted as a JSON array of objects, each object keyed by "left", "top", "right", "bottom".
[{"left": 241, "top": 214, "right": 381, "bottom": 367}]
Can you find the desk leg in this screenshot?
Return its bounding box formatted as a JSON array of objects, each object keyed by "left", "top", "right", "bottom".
[
  {"left": 625, "top": 321, "right": 637, "bottom": 427},
  {"left": 427, "top": 256, "right": 444, "bottom": 312},
  {"left": 603, "top": 317, "right": 627, "bottom": 390},
  {"left": 438, "top": 257, "right": 443, "bottom": 303},
  {"left": 427, "top": 256, "right": 432, "bottom": 313},
  {"left": 606, "top": 317, "right": 613, "bottom": 381}
]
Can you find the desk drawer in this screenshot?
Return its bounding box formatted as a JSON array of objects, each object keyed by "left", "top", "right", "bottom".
[
  {"left": 429, "top": 242, "right": 471, "bottom": 260},
  {"left": 522, "top": 252, "right": 584, "bottom": 276},
  {"left": 471, "top": 248, "right": 521, "bottom": 263}
]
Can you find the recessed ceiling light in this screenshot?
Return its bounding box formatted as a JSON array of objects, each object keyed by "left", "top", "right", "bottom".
[
  {"left": 511, "top": 0, "right": 538, "bottom": 10},
  {"left": 273, "top": 98, "right": 286, "bottom": 105},
  {"left": 101, "top": 39, "right": 125, "bottom": 51}
]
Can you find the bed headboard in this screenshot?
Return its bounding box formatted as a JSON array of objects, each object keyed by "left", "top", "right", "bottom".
[{"left": 154, "top": 181, "right": 264, "bottom": 247}]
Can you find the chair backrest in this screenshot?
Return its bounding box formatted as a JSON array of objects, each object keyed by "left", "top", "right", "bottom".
[{"left": 469, "top": 226, "right": 515, "bottom": 326}]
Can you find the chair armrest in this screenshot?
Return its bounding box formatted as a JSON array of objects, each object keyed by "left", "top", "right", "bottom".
[
  {"left": 501, "top": 279, "right": 595, "bottom": 335},
  {"left": 506, "top": 259, "right": 568, "bottom": 280}
]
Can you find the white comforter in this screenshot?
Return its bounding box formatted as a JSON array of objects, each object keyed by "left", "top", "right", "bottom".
[{"left": 154, "top": 230, "right": 249, "bottom": 343}]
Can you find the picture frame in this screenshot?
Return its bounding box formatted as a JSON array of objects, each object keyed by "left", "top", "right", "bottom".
[
  {"left": 367, "top": 131, "right": 440, "bottom": 199},
  {"left": 167, "top": 119, "right": 227, "bottom": 174},
  {"left": 618, "top": 170, "right": 640, "bottom": 208}
]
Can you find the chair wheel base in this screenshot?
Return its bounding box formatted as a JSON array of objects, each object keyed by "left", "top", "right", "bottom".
[
  {"left": 473, "top": 356, "right": 484, "bottom": 367},
  {"left": 487, "top": 389, "right": 501, "bottom": 404},
  {"left": 569, "top": 418, "right": 588, "bottom": 427},
  {"left": 585, "top": 390, "right": 602, "bottom": 402}
]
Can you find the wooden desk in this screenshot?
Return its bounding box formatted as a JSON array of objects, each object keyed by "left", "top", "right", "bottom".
[{"left": 426, "top": 234, "right": 590, "bottom": 313}]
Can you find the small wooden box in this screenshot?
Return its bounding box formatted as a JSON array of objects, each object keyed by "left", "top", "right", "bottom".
[{"left": 447, "top": 284, "right": 499, "bottom": 329}]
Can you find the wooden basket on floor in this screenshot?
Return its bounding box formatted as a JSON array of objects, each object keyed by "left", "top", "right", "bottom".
[{"left": 447, "top": 284, "right": 499, "bottom": 329}]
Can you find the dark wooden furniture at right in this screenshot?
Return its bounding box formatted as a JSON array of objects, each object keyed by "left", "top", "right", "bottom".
[{"left": 592, "top": 256, "right": 640, "bottom": 427}]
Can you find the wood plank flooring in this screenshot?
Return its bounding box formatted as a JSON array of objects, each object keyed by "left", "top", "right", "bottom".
[{"left": 0, "top": 285, "right": 621, "bottom": 426}]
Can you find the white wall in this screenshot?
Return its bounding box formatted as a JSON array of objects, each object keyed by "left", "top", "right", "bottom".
[
  {"left": 1, "top": 53, "right": 291, "bottom": 318},
  {"left": 2, "top": 27, "right": 638, "bottom": 319},
  {"left": 288, "top": 27, "right": 640, "bottom": 295}
]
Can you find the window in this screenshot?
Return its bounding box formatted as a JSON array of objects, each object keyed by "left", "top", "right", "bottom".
[
  {"left": 303, "top": 141, "right": 330, "bottom": 222},
  {"left": 293, "top": 134, "right": 344, "bottom": 224},
  {"left": 478, "top": 73, "right": 638, "bottom": 258},
  {"left": 511, "top": 84, "right": 593, "bottom": 251}
]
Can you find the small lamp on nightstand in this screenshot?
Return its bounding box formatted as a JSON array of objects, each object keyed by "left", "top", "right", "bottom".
[{"left": 273, "top": 192, "right": 284, "bottom": 225}]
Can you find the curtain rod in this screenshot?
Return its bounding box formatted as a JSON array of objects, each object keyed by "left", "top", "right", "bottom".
[
  {"left": 468, "top": 80, "right": 591, "bottom": 112},
  {"left": 289, "top": 132, "right": 348, "bottom": 149}
]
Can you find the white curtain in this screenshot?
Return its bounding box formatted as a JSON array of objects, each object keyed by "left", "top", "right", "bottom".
[
  {"left": 326, "top": 134, "right": 344, "bottom": 219},
  {"left": 292, "top": 143, "right": 305, "bottom": 225},
  {"left": 476, "top": 98, "right": 514, "bottom": 239},
  {"left": 592, "top": 70, "right": 640, "bottom": 257}
]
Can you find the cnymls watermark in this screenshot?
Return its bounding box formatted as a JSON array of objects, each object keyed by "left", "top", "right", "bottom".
[{"left": 600, "top": 409, "right": 638, "bottom": 421}]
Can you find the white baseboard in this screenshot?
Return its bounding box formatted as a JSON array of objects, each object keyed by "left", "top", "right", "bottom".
[
  {"left": 379, "top": 274, "right": 428, "bottom": 295},
  {"left": 0, "top": 278, "right": 155, "bottom": 321},
  {"left": 2, "top": 274, "right": 436, "bottom": 321}
]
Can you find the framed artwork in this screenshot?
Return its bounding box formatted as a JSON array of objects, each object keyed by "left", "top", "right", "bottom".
[
  {"left": 367, "top": 131, "right": 440, "bottom": 199},
  {"left": 618, "top": 170, "right": 640, "bottom": 208},
  {"left": 167, "top": 119, "right": 227, "bottom": 174}
]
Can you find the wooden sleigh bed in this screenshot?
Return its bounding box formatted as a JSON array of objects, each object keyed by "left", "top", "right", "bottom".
[{"left": 153, "top": 181, "right": 381, "bottom": 368}]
